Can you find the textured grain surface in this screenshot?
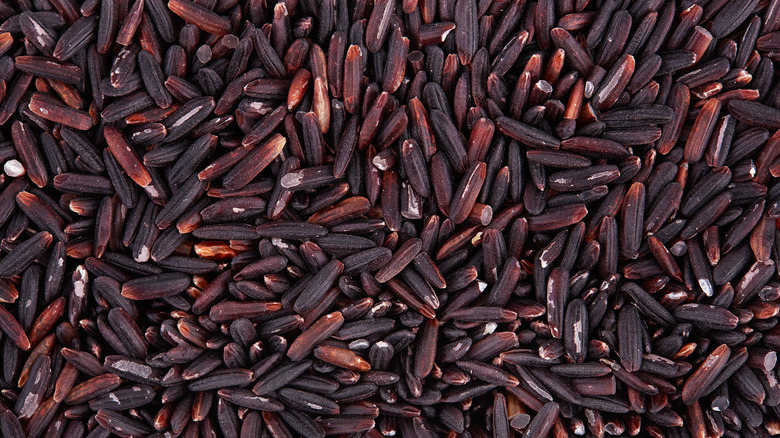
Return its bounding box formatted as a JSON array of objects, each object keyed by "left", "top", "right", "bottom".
[{"left": 0, "top": 0, "right": 779, "bottom": 436}]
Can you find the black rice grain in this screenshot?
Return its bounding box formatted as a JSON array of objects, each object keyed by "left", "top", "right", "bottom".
[{"left": 0, "top": 0, "right": 779, "bottom": 437}]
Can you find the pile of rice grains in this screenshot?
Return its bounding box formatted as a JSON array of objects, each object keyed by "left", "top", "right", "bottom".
[{"left": 3, "top": 0, "right": 780, "bottom": 436}]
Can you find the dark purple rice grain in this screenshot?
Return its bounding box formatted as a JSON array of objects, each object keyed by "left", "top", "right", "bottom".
[{"left": 0, "top": 1, "right": 779, "bottom": 436}]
